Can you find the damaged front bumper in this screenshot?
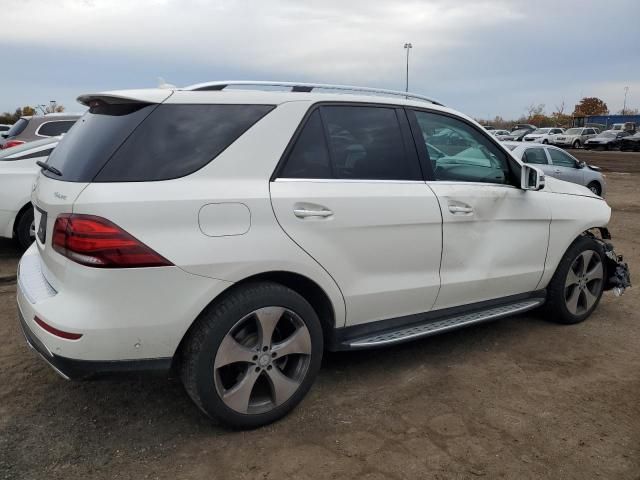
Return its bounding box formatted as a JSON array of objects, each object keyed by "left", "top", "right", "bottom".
[{"left": 595, "top": 228, "right": 632, "bottom": 296}]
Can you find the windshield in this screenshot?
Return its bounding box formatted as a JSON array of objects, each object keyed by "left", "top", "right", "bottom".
[
  {"left": 534, "top": 128, "right": 551, "bottom": 134},
  {"left": 599, "top": 132, "right": 617, "bottom": 138},
  {"left": 565, "top": 128, "right": 582, "bottom": 135},
  {"left": 4, "top": 118, "right": 29, "bottom": 138},
  {"left": 511, "top": 129, "right": 529, "bottom": 136}
]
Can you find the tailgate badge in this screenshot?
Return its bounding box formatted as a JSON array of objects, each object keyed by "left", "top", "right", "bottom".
[{"left": 54, "top": 192, "right": 67, "bottom": 200}]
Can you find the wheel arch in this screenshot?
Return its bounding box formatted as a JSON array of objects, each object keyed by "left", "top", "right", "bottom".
[
  {"left": 538, "top": 227, "right": 610, "bottom": 291},
  {"left": 173, "top": 270, "right": 338, "bottom": 367},
  {"left": 12, "top": 201, "right": 32, "bottom": 237}
]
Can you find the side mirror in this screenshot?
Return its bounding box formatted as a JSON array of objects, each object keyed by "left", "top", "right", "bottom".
[
  {"left": 521, "top": 164, "right": 545, "bottom": 191},
  {"left": 577, "top": 160, "right": 586, "bottom": 169}
]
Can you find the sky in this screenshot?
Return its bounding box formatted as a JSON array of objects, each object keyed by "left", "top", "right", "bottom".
[{"left": 2, "top": 0, "right": 639, "bottom": 120}]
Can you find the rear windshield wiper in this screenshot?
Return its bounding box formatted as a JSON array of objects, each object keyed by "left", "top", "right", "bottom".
[{"left": 36, "top": 160, "right": 62, "bottom": 177}]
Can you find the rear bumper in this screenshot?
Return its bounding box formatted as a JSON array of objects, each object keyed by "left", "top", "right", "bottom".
[
  {"left": 18, "top": 307, "right": 171, "bottom": 379},
  {"left": 16, "top": 243, "right": 232, "bottom": 366}
]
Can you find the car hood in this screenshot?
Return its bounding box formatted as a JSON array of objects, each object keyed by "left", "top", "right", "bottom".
[
  {"left": 543, "top": 176, "right": 600, "bottom": 198},
  {"left": 587, "top": 137, "right": 614, "bottom": 142}
]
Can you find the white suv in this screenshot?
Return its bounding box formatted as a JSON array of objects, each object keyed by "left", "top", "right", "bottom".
[{"left": 17, "top": 81, "right": 630, "bottom": 428}]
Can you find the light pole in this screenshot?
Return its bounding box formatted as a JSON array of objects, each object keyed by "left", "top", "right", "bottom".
[
  {"left": 403, "top": 42, "right": 412, "bottom": 92},
  {"left": 623, "top": 86, "right": 629, "bottom": 115}
]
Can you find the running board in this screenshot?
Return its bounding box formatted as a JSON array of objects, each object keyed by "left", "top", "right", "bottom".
[{"left": 345, "top": 298, "right": 544, "bottom": 349}]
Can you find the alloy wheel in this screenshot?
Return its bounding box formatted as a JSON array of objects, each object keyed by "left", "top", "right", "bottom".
[
  {"left": 214, "top": 306, "right": 312, "bottom": 414},
  {"left": 564, "top": 250, "right": 604, "bottom": 315}
]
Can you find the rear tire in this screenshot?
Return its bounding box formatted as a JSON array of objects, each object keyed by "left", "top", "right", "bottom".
[
  {"left": 544, "top": 236, "right": 606, "bottom": 325},
  {"left": 180, "top": 282, "right": 323, "bottom": 429},
  {"left": 15, "top": 208, "right": 35, "bottom": 250}
]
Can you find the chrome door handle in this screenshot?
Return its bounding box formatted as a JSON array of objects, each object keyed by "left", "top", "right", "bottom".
[
  {"left": 294, "top": 208, "right": 333, "bottom": 218},
  {"left": 448, "top": 205, "right": 473, "bottom": 214}
]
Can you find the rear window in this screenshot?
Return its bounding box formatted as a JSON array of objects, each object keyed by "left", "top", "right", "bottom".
[
  {"left": 4, "top": 118, "right": 28, "bottom": 138},
  {"left": 36, "top": 120, "right": 77, "bottom": 137},
  {"left": 45, "top": 103, "right": 274, "bottom": 182}
]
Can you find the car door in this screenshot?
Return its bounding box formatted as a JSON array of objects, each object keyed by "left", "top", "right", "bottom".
[
  {"left": 546, "top": 147, "right": 584, "bottom": 185},
  {"left": 270, "top": 105, "right": 442, "bottom": 327},
  {"left": 407, "top": 109, "right": 550, "bottom": 309}
]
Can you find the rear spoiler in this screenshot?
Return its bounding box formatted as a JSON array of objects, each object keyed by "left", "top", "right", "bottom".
[{"left": 77, "top": 89, "right": 173, "bottom": 107}]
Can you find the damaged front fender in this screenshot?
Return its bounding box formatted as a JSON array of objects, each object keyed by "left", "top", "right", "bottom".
[{"left": 589, "top": 229, "right": 631, "bottom": 296}]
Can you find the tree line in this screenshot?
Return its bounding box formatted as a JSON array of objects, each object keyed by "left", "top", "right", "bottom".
[
  {"left": 479, "top": 97, "right": 638, "bottom": 129},
  {"left": 0, "top": 102, "right": 66, "bottom": 125}
]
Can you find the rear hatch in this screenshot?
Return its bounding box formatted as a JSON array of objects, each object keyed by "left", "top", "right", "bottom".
[{"left": 33, "top": 91, "right": 172, "bottom": 287}]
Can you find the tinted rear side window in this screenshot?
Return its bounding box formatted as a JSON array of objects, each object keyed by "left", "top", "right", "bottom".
[
  {"left": 37, "top": 120, "right": 77, "bottom": 137},
  {"left": 96, "top": 104, "right": 274, "bottom": 182},
  {"left": 45, "top": 103, "right": 273, "bottom": 182},
  {"left": 45, "top": 103, "right": 155, "bottom": 181}
]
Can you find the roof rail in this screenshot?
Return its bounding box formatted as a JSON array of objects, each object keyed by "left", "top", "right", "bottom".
[{"left": 182, "top": 81, "right": 444, "bottom": 106}]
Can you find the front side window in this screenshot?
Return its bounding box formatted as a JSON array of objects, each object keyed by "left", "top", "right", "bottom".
[
  {"left": 411, "top": 110, "right": 512, "bottom": 184},
  {"left": 37, "top": 120, "right": 76, "bottom": 137},
  {"left": 279, "top": 105, "right": 420, "bottom": 181},
  {"left": 547, "top": 148, "right": 577, "bottom": 168},
  {"left": 523, "top": 148, "right": 548, "bottom": 165}
]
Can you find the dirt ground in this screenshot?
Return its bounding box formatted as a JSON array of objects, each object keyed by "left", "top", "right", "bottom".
[{"left": 1, "top": 150, "right": 639, "bottom": 480}]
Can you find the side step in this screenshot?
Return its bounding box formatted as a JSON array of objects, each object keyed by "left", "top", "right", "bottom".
[{"left": 346, "top": 298, "right": 544, "bottom": 349}]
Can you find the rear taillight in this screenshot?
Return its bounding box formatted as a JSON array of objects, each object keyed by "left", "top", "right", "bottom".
[
  {"left": 52, "top": 214, "right": 173, "bottom": 268},
  {"left": 1, "top": 140, "right": 25, "bottom": 149}
]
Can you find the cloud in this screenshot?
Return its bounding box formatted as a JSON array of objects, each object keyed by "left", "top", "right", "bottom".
[{"left": 2, "top": 0, "right": 639, "bottom": 117}]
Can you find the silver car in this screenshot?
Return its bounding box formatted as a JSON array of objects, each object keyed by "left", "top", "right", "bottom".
[{"left": 504, "top": 142, "right": 606, "bottom": 196}]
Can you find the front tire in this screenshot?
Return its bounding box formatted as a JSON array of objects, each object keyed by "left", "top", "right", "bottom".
[
  {"left": 587, "top": 181, "right": 602, "bottom": 196},
  {"left": 15, "top": 208, "right": 35, "bottom": 250},
  {"left": 180, "top": 282, "right": 323, "bottom": 429},
  {"left": 573, "top": 140, "right": 581, "bottom": 149},
  {"left": 544, "top": 237, "right": 606, "bottom": 324}
]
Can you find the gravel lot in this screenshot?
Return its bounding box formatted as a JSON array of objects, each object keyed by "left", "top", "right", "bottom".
[{"left": 1, "top": 150, "right": 639, "bottom": 480}]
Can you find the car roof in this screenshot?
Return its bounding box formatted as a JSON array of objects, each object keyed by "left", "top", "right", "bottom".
[{"left": 76, "top": 81, "right": 468, "bottom": 120}]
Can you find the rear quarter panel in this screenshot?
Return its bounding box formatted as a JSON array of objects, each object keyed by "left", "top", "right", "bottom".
[
  {"left": 71, "top": 100, "right": 347, "bottom": 328},
  {"left": 0, "top": 158, "right": 38, "bottom": 238}
]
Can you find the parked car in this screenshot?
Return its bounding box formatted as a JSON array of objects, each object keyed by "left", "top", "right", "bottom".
[
  {"left": 17, "top": 81, "right": 629, "bottom": 429},
  {"left": 503, "top": 128, "right": 534, "bottom": 141},
  {"left": 584, "top": 131, "right": 630, "bottom": 150},
  {"left": 490, "top": 129, "right": 512, "bottom": 140},
  {"left": 0, "top": 124, "right": 11, "bottom": 134},
  {"left": 0, "top": 113, "right": 80, "bottom": 149},
  {"left": 512, "top": 124, "right": 537, "bottom": 131},
  {"left": 619, "top": 132, "right": 640, "bottom": 151},
  {"left": 504, "top": 141, "right": 606, "bottom": 196},
  {"left": 523, "top": 127, "right": 565, "bottom": 144},
  {"left": 552, "top": 127, "right": 599, "bottom": 148},
  {"left": 609, "top": 122, "right": 636, "bottom": 133},
  {"left": 0, "top": 137, "right": 60, "bottom": 249}
]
